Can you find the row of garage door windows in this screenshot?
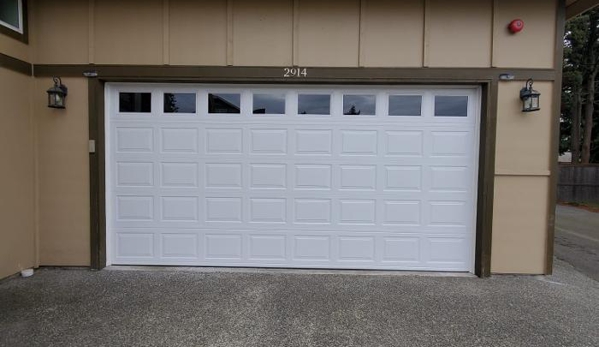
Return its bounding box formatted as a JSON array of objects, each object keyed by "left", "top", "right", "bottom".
[{"left": 119, "top": 92, "right": 469, "bottom": 117}]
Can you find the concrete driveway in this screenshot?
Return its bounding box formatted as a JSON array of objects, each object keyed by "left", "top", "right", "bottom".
[
  {"left": 555, "top": 204, "right": 599, "bottom": 281},
  {"left": 1, "top": 260, "right": 598, "bottom": 347}
]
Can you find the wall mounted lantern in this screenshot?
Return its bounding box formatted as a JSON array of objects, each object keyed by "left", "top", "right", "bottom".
[
  {"left": 519, "top": 78, "right": 540, "bottom": 112},
  {"left": 47, "top": 77, "right": 68, "bottom": 109}
]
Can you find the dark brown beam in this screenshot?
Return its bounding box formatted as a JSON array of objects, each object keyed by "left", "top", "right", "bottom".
[
  {"left": 566, "top": 0, "right": 599, "bottom": 19},
  {"left": 33, "top": 64, "right": 557, "bottom": 82},
  {"left": 546, "top": 0, "right": 567, "bottom": 275},
  {"left": 0, "top": 52, "right": 32, "bottom": 76}
]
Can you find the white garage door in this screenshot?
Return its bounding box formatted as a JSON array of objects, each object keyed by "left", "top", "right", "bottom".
[{"left": 106, "top": 84, "right": 480, "bottom": 272}]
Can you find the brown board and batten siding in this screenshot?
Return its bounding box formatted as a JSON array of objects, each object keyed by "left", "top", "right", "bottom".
[{"left": 24, "top": 0, "right": 561, "bottom": 274}]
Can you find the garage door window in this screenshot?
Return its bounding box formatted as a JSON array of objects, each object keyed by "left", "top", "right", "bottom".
[
  {"left": 434, "top": 96, "right": 468, "bottom": 117},
  {"left": 253, "top": 93, "right": 285, "bottom": 114},
  {"left": 119, "top": 93, "right": 151, "bottom": 113},
  {"left": 388, "top": 95, "right": 422, "bottom": 116},
  {"left": 164, "top": 93, "right": 196, "bottom": 114},
  {"left": 298, "top": 94, "right": 330, "bottom": 115},
  {"left": 208, "top": 93, "right": 241, "bottom": 114},
  {"left": 343, "top": 95, "right": 376, "bottom": 116}
]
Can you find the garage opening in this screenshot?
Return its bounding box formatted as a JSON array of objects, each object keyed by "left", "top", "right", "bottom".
[{"left": 105, "top": 84, "right": 480, "bottom": 272}]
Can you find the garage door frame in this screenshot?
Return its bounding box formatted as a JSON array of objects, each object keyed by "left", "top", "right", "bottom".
[{"left": 82, "top": 70, "right": 504, "bottom": 277}]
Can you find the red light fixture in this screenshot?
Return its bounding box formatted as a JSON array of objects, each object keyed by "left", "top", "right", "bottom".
[{"left": 508, "top": 19, "right": 524, "bottom": 34}]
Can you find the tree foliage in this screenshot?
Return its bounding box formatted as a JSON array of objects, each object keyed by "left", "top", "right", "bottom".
[{"left": 561, "top": 9, "right": 599, "bottom": 163}]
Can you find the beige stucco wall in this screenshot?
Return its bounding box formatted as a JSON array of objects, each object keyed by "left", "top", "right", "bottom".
[
  {"left": 492, "top": 176, "right": 550, "bottom": 273},
  {"left": 426, "top": 0, "right": 493, "bottom": 67},
  {"left": 0, "top": 34, "right": 30, "bottom": 62},
  {"left": 169, "top": 0, "right": 227, "bottom": 65},
  {"left": 297, "top": 0, "right": 360, "bottom": 67},
  {"left": 361, "top": 0, "right": 424, "bottom": 67},
  {"left": 31, "top": 0, "right": 89, "bottom": 64},
  {"left": 492, "top": 81, "right": 554, "bottom": 274},
  {"left": 95, "top": 0, "right": 164, "bottom": 65},
  {"left": 493, "top": 0, "right": 557, "bottom": 68},
  {"left": 3, "top": 0, "right": 559, "bottom": 274},
  {"left": 0, "top": 68, "right": 36, "bottom": 279},
  {"left": 34, "top": 78, "right": 90, "bottom": 266},
  {"left": 232, "top": 0, "right": 293, "bottom": 66},
  {"left": 30, "top": 0, "right": 558, "bottom": 69}
]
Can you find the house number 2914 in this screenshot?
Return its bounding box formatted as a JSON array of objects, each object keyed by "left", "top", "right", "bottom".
[{"left": 283, "top": 67, "right": 308, "bottom": 78}]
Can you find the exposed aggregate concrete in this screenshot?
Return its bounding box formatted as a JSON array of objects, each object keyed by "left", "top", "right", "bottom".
[{"left": 0, "top": 259, "right": 597, "bottom": 347}]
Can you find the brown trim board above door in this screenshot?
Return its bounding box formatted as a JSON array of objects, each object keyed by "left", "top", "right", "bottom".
[
  {"left": 34, "top": 64, "right": 557, "bottom": 82},
  {"left": 0, "top": 52, "right": 32, "bottom": 76}
]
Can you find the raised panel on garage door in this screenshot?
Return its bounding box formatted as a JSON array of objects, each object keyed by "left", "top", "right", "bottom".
[{"left": 106, "top": 84, "right": 480, "bottom": 272}]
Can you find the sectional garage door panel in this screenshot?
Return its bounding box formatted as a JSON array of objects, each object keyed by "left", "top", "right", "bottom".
[{"left": 106, "top": 85, "right": 480, "bottom": 272}]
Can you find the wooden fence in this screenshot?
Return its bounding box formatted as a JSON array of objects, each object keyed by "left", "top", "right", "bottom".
[{"left": 558, "top": 164, "right": 599, "bottom": 203}]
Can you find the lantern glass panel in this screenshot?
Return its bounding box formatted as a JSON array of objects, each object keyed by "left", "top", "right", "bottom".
[
  {"left": 531, "top": 95, "right": 539, "bottom": 109},
  {"left": 48, "top": 92, "right": 65, "bottom": 108},
  {"left": 523, "top": 96, "right": 532, "bottom": 111}
]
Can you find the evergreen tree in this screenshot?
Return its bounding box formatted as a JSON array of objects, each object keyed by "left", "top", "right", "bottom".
[
  {"left": 562, "top": 9, "right": 599, "bottom": 163},
  {"left": 164, "top": 94, "right": 179, "bottom": 113},
  {"left": 345, "top": 105, "right": 361, "bottom": 115}
]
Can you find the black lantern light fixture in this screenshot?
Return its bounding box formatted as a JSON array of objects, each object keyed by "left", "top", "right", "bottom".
[
  {"left": 519, "top": 78, "right": 540, "bottom": 112},
  {"left": 47, "top": 77, "right": 68, "bottom": 109}
]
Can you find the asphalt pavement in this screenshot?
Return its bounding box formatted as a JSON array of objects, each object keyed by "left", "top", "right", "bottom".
[{"left": 555, "top": 204, "right": 599, "bottom": 281}]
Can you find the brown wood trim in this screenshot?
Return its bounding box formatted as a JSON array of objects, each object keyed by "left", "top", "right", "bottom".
[
  {"left": 494, "top": 173, "right": 551, "bottom": 177},
  {"left": 558, "top": 163, "right": 599, "bottom": 167},
  {"left": 0, "top": 0, "right": 29, "bottom": 44},
  {"left": 70, "top": 63, "right": 506, "bottom": 277},
  {"left": 0, "top": 52, "right": 31, "bottom": 76},
  {"left": 89, "top": 78, "right": 106, "bottom": 269},
  {"left": 566, "top": 0, "right": 599, "bottom": 19},
  {"left": 546, "top": 0, "right": 567, "bottom": 275},
  {"left": 33, "top": 64, "right": 557, "bottom": 82},
  {"left": 475, "top": 81, "right": 498, "bottom": 277},
  {"left": 88, "top": 78, "right": 496, "bottom": 277},
  {"left": 88, "top": 78, "right": 98, "bottom": 268}
]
